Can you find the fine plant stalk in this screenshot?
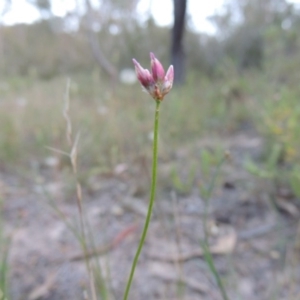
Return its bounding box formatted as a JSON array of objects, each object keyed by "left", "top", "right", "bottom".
[
  {"left": 200, "top": 154, "right": 229, "bottom": 300},
  {"left": 123, "top": 100, "right": 161, "bottom": 300},
  {"left": 63, "top": 80, "right": 107, "bottom": 299},
  {"left": 200, "top": 240, "right": 229, "bottom": 300}
]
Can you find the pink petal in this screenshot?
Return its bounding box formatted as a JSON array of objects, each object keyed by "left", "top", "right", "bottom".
[
  {"left": 150, "top": 52, "right": 165, "bottom": 82},
  {"left": 165, "top": 65, "right": 174, "bottom": 84}
]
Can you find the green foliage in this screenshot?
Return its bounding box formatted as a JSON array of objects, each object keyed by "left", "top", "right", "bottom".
[
  {"left": 0, "top": 112, "right": 21, "bottom": 163},
  {"left": 245, "top": 143, "right": 283, "bottom": 179},
  {"left": 0, "top": 21, "right": 94, "bottom": 78},
  {"left": 289, "top": 167, "right": 300, "bottom": 199},
  {"left": 246, "top": 83, "right": 300, "bottom": 199},
  {"left": 260, "top": 89, "right": 300, "bottom": 163}
]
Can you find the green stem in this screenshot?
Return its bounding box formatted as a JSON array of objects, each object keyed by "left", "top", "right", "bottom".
[
  {"left": 201, "top": 155, "right": 229, "bottom": 300},
  {"left": 123, "top": 100, "right": 161, "bottom": 300},
  {"left": 200, "top": 240, "right": 229, "bottom": 300}
]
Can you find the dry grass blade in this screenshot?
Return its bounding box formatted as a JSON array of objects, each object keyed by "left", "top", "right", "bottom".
[
  {"left": 63, "top": 78, "right": 72, "bottom": 146},
  {"left": 28, "top": 272, "right": 56, "bottom": 300},
  {"left": 61, "top": 79, "right": 100, "bottom": 296},
  {"left": 44, "top": 146, "right": 70, "bottom": 157},
  {"left": 275, "top": 197, "right": 299, "bottom": 218},
  {"left": 71, "top": 132, "right": 81, "bottom": 175},
  {"left": 89, "top": 271, "right": 97, "bottom": 300}
]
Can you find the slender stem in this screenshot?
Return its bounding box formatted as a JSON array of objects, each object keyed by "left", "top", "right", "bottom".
[
  {"left": 123, "top": 101, "right": 161, "bottom": 300},
  {"left": 201, "top": 155, "right": 229, "bottom": 300},
  {"left": 201, "top": 240, "right": 229, "bottom": 300}
]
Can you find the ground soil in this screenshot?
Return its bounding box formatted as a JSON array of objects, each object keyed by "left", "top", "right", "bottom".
[{"left": 1, "top": 132, "right": 300, "bottom": 300}]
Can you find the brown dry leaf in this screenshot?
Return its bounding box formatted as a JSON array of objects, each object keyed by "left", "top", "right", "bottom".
[
  {"left": 149, "top": 262, "right": 209, "bottom": 294},
  {"left": 28, "top": 273, "right": 56, "bottom": 300},
  {"left": 275, "top": 197, "right": 299, "bottom": 217},
  {"left": 148, "top": 227, "right": 237, "bottom": 262}
]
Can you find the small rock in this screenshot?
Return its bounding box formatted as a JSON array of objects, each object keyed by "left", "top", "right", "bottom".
[
  {"left": 114, "top": 163, "right": 128, "bottom": 175},
  {"left": 111, "top": 205, "right": 124, "bottom": 216},
  {"left": 239, "top": 278, "right": 254, "bottom": 297},
  {"left": 44, "top": 156, "right": 60, "bottom": 168}
]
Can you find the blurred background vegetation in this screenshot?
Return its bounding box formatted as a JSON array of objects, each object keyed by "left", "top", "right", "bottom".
[
  {"left": 0, "top": 0, "right": 298, "bottom": 78},
  {"left": 1, "top": 0, "right": 300, "bottom": 193}
]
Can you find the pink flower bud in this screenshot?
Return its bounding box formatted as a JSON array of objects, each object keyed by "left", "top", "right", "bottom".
[
  {"left": 150, "top": 52, "right": 165, "bottom": 82},
  {"left": 132, "top": 59, "right": 154, "bottom": 88},
  {"left": 132, "top": 53, "right": 174, "bottom": 101}
]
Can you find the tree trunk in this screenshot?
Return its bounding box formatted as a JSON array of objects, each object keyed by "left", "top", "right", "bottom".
[{"left": 171, "top": 0, "right": 187, "bottom": 85}]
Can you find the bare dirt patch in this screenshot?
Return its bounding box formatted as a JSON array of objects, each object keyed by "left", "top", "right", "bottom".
[{"left": 2, "top": 133, "right": 300, "bottom": 300}]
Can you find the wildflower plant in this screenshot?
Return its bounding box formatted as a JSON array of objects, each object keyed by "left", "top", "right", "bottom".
[
  {"left": 123, "top": 53, "right": 174, "bottom": 300},
  {"left": 132, "top": 52, "right": 173, "bottom": 101}
]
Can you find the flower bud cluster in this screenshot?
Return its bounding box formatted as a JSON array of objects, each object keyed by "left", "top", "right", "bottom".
[{"left": 132, "top": 52, "right": 174, "bottom": 101}]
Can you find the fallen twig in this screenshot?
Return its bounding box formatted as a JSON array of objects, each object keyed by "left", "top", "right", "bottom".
[{"left": 70, "top": 224, "right": 137, "bottom": 261}]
